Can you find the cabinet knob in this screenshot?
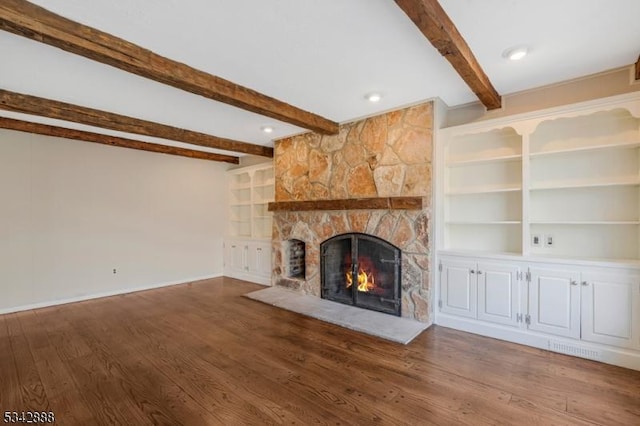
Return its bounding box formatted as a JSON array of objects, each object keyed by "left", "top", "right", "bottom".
[
  {"left": 477, "top": 270, "right": 482, "bottom": 275},
  {"left": 570, "top": 280, "right": 578, "bottom": 286},
  {"left": 581, "top": 281, "right": 588, "bottom": 286},
  {"left": 470, "top": 269, "right": 476, "bottom": 274}
]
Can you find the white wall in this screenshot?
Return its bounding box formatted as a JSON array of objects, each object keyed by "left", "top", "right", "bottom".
[{"left": 0, "top": 129, "right": 229, "bottom": 312}]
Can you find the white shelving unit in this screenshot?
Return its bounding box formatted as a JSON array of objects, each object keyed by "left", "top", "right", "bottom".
[
  {"left": 444, "top": 127, "right": 523, "bottom": 255},
  {"left": 440, "top": 94, "right": 640, "bottom": 263},
  {"left": 529, "top": 108, "right": 640, "bottom": 261},
  {"left": 225, "top": 163, "right": 274, "bottom": 285},
  {"left": 435, "top": 93, "right": 640, "bottom": 370},
  {"left": 228, "top": 163, "right": 274, "bottom": 239}
]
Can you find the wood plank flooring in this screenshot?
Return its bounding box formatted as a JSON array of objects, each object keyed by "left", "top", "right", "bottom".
[{"left": 1, "top": 277, "right": 639, "bottom": 425}]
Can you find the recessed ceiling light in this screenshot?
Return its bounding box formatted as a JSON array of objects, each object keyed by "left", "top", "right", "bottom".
[
  {"left": 261, "top": 125, "right": 274, "bottom": 134},
  {"left": 502, "top": 45, "right": 530, "bottom": 61},
  {"left": 365, "top": 93, "right": 382, "bottom": 103}
]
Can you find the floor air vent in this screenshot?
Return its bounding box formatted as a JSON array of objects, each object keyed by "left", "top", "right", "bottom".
[{"left": 549, "top": 341, "right": 601, "bottom": 361}]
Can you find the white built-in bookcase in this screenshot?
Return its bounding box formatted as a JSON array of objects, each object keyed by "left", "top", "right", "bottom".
[
  {"left": 227, "top": 163, "right": 274, "bottom": 239},
  {"left": 440, "top": 93, "right": 640, "bottom": 263}
]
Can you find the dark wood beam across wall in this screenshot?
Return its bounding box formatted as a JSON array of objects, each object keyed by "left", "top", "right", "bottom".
[
  {"left": 268, "top": 197, "right": 425, "bottom": 212},
  {"left": 0, "top": 117, "right": 239, "bottom": 164},
  {"left": 0, "top": 0, "right": 339, "bottom": 135},
  {"left": 0, "top": 89, "right": 273, "bottom": 157},
  {"left": 394, "top": 0, "right": 502, "bottom": 110}
]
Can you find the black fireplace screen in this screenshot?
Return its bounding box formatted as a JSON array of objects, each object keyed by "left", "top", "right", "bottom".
[{"left": 320, "top": 233, "right": 401, "bottom": 316}]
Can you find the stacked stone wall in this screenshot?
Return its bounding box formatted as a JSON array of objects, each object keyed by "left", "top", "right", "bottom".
[{"left": 272, "top": 102, "right": 433, "bottom": 323}]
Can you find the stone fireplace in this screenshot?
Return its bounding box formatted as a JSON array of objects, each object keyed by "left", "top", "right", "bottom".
[{"left": 270, "top": 102, "right": 433, "bottom": 323}]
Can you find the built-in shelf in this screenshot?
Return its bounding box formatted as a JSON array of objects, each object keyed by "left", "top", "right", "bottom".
[
  {"left": 530, "top": 221, "right": 640, "bottom": 225},
  {"left": 530, "top": 179, "right": 640, "bottom": 191},
  {"left": 228, "top": 163, "right": 274, "bottom": 239},
  {"left": 254, "top": 181, "right": 275, "bottom": 188},
  {"left": 446, "top": 186, "right": 522, "bottom": 195},
  {"left": 230, "top": 183, "right": 252, "bottom": 190},
  {"left": 441, "top": 93, "right": 640, "bottom": 262},
  {"left": 530, "top": 140, "right": 640, "bottom": 157},
  {"left": 447, "top": 154, "right": 522, "bottom": 167},
  {"left": 447, "top": 221, "right": 521, "bottom": 225}
]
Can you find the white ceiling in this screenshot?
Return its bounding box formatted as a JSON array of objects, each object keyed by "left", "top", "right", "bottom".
[{"left": 1, "top": 0, "right": 639, "bottom": 156}]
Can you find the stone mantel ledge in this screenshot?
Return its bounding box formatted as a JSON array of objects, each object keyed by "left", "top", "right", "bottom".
[{"left": 268, "top": 196, "right": 426, "bottom": 212}]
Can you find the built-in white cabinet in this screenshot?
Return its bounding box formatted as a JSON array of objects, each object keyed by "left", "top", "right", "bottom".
[
  {"left": 224, "top": 239, "right": 271, "bottom": 285},
  {"left": 440, "top": 259, "right": 520, "bottom": 327},
  {"left": 225, "top": 163, "right": 273, "bottom": 285},
  {"left": 436, "top": 93, "right": 640, "bottom": 370},
  {"left": 437, "top": 254, "right": 640, "bottom": 370},
  {"left": 477, "top": 263, "right": 521, "bottom": 328},
  {"left": 528, "top": 267, "right": 580, "bottom": 339},
  {"left": 247, "top": 241, "right": 271, "bottom": 278},
  {"left": 580, "top": 271, "right": 640, "bottom": 349},
  {"left": 440, "top": 259, "right": 477, "bottom": 319},
  {"left": 528, "top": 266, "right": 639, "bottom": 347}
]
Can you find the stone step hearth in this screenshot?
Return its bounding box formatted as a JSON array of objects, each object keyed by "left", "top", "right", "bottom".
[{"left": 244, "top": 286, "right": 429, "bottom": 344}]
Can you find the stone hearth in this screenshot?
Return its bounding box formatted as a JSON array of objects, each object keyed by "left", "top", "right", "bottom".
[{"left": 271, "top": 102, "right": 433, "bottom": 323}]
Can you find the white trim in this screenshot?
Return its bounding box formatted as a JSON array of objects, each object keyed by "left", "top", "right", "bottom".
[
  {"left": 441, "top": 91, "right": 640, "bottom": 134},
  {"left": 438, "top": 250, "right": 640, "bottom": 270},
  {"left": 0, "top": 273, "right": 223, "bottom": 315},
  {"left": 224, "top": 270, "right": 271, "bottom": 286},
  {"left": 436, "top": 313, "right": 640, "bottom": 371}
]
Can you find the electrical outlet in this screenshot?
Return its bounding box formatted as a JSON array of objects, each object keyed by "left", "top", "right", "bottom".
[
  {"left": 113, "top": 268, "right": 117, "bottom": 274},
  {"left": 531, "top": 234, "right": 541, "bottom": 247},
  {"left": 545, "top": 235, "right": 554, "bottom": 247}
]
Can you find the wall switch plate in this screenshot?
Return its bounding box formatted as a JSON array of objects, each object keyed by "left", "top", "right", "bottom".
[
  {"left": 545, "top": 235, "right": 554, "bottom": 247},
  {"left": 531, "top": 234, "right": 541, "bottom": 246}
]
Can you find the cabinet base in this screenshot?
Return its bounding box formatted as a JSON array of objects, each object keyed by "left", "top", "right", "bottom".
[
  {"left": 436, "top": 313, "right": 640, "bottom": 371},
  {"left": 224, "top": 270, "right": 271, "bottom": 286}
]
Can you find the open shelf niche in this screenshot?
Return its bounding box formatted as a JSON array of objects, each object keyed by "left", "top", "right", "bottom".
[
  {"left": 439, "top": 94, "right": 640, "bottom": 263},
  {"left": 529, "top": 108, "right": 640, "bottom": 261},
  {"left": 228, "top": 163, "right": 274, "bottom": 239},
  {"left": 444, "top": 127, "right": 523, "bottom": 255}
]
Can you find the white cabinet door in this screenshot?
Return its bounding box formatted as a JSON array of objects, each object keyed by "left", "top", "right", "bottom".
[
  {"left": 477, "top": 262, "right": 520, "bottom": 327},
  {"left": 256, "top": 242, "right": 272, "bottom": 278},
  {"left": 230, "top": 241, "right": 247, "bottom": 273},
  {"left": 247, "top": 241, "right": 271, "bottom": 279},
  {"left": 440, "top": 259, "right": 477, "bottom": 319},
  {"left": 528, "top": 268, "right": 580, "bottom": 339},
  {"left": 581, "top": 271, "right": 640, "bottom": 349}
]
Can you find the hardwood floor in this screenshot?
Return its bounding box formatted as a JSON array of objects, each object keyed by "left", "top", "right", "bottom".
[{"left": 1, "top": 277, "right": 639, "bottom": 425}]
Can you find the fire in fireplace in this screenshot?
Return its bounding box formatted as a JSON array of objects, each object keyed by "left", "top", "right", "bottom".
[{"left": 320, "top": 233, "right": 401, "bottom": 316}]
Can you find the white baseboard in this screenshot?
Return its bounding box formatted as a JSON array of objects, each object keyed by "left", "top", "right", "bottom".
[
  {"left": 223, "top": 269, "right": 272, "bottom": 286},
  {"left": 0, "top": 273, "right": 223, "bottom": 315},
  {"left": 436, "top": 313, "right": 640, "bottom": 371}
]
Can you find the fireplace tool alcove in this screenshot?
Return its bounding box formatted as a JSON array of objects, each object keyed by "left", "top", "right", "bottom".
[{"left": 320, "top": 233, "right": 401, "bottom": 316}]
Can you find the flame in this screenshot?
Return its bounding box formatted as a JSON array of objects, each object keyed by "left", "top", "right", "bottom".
[{"left": 346, "top": 268, "right": 376, "bottom": 292}]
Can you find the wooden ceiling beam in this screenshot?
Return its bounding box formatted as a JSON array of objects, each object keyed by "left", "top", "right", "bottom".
[
  {"left": 0, "top": 0, "right": 339, "bottom": 135},
  {"left": 0, "top": 117, "right": 239, "bottom": 164},
  {"left": 394, "top": 0, "right": 502, "bottom": 110},
  {"left": 0, "top": 89, "right": 273, "bottom": 157}
]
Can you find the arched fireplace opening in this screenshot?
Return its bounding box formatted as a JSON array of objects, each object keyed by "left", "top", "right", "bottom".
[{"left": 320, "top": 233, "right": 401, "bottom": 316}]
